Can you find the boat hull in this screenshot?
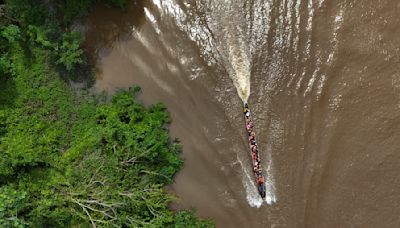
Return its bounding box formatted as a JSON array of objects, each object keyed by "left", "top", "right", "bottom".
[{"left": 243, "top": 103, "right": 266, "bottom": 199}]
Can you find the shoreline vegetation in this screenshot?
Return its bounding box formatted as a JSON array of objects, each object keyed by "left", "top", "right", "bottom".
[{"left": 0, "top": 0, "right": 213, "bottom": 227}]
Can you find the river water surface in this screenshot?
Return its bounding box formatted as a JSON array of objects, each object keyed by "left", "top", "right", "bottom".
[{"left": 84, "top": 1, "right": 400, "bottom": 227}]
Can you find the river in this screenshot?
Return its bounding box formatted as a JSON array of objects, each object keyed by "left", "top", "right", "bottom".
[{"left": 83, "top": 1, "right": 400, "bottom": 227}]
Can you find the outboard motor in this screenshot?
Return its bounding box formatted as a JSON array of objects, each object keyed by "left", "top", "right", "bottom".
[{"left": 258, "top": 183, "right": 266, "bottom": 198}]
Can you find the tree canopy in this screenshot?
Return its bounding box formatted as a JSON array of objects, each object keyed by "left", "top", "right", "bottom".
[{"left": 0, "top": 0, "right": 213, "bottom": 227}]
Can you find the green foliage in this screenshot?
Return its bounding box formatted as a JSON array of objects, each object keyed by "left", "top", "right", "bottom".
[
  {"left": 174, "top": 211, "right": 215, "bottom": 228},
  {"left": 56, "top": 31, "right": 84, "bottom": 71},
  {"left": 26, "top": 25, "right": 55, "bottom": 49},
  {"left": 0, "top": 43, "right": 213, "bottom": 227},
  {"left": 0, "top": 55, "right": 11, "bottom": 76},
  {"left": 1, "top": 25, "right": 20, "bottom": 43},
  {"left": 4, "top": 0, "right": 87, "bottom": 73},
  {"left": 0, "top": 186, "right": 28, "bottom": 227},
  {"left": 0, "top": 0, "right": 213, "bottom": 227},
  {"left": 5, "top": 0, "right": 48, "bottom": 26},
  {"left": 58, "top": 0, "right": 94, "bottom": 24}
]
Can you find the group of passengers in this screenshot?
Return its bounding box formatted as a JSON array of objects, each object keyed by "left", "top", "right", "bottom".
[{"left": 244, "top": 105, "right": 264, "bottom": 186}]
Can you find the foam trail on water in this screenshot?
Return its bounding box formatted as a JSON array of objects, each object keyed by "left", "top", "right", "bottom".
[
  {"left": 210, "top": 0, "right": 252, "bottom": 103},
  {"left": 237, "top": 153, "right": 277, "bottom": 207},
  {"left": 265, "top": 158, "right": 277, "bottom": 204},
  {"left": 237, "top": 155, "right": 264, "bottom": 208},
  {"left": 226, "top": 34, "right": 251, "bottom": 102},
  {"left": 221, "top": 5, "right": 276, "bottom": 205}
]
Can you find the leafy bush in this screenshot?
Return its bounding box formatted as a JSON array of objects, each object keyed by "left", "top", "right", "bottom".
[
  {"left": 58, "top": 0, "right": 94, "bottom": 24},
  {"left": 1, "top": 25, "right": 20, "bottom": 43},
  {"left": 56, "top": 31, "right": 84, "bottom": 71},
  {"left": 0, "top": 186, "right": 28, "bottom": 227}
]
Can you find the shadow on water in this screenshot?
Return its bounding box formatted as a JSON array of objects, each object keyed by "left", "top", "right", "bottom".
[
  {"left": 82, "top": 1, "right": 146, "bottom": 65},
  {"left": 64, "top": 0, "right": 146, "bottom": 89}
]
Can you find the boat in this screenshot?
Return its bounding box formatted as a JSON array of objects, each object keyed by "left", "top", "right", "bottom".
[{"left": 243, "top": 103, "right": 266, "bottom": 199}]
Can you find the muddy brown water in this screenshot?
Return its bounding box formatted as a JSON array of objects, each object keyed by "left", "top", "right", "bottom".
[{"left": 84, "top": 1, "right": 400, "bottom": 227}]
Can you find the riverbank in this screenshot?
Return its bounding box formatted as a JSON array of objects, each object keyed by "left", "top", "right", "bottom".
[
  {"left": 84, "top": 1, "right": 400, "bottom": 227},
  {"left": 0, "top": 1, "right": 212, "bottom": 226}
]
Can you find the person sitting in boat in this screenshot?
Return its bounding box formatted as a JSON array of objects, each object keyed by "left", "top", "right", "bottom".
[
  {"left": 244, "top": 107, "right": 250, "bottom": 115},
  {"left": 252, "top": 153, "right": 257, "bottom": 160},
  {"left": 249, "top": 133, "right": 254, "bottom": 140},
  {"left": 244, "top": 104, "right": 250, "bottom": 114},
  {"left": 251, "top": 150, "right": 256, "bottom": 158},
  {"left": 257, "top": 177, "right": 264, "bottom": 185},
  {"left": 252, "top": 146, "right": 257, "bottom": 153},
  {"left": 246, "top": 118, "right": 253, "bottom": 127},
  {"left": 248, "top": 132, "right": 255, "bottom": 142},
  {"left": 246, "top": 121, "right": 253, "bottom": 131}
]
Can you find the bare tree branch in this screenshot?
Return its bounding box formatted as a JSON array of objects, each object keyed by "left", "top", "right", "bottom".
[{"left": 71, "top": 198, "right": 97, "bottom": 228}]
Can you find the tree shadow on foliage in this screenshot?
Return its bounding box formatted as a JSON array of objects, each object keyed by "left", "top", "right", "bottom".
[
  {"left": 0, "top": 70, "right": 17, "bottom": 109},
  {"left": 0, "top": 74, "right": 17, "bottom": 139},
  {"left": 57, "top": 59, "right": 96, "bottom": 89}
]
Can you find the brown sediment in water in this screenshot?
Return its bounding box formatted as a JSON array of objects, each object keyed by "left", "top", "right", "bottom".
[{"left": 85, "top": 1, "right": 400, "bottom": 227}]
